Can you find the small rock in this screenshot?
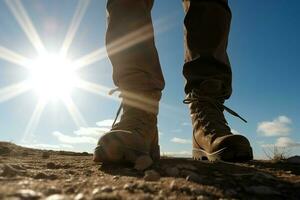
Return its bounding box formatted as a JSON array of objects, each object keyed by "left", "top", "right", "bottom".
[
  {"left": 245, "top": 186, "right": 280, "bottom": 195},
  {"left": 74, "top": 193, "right": 85, "bottom": 200},
  {"left": 100, "top": 186, "right": 113, "bottom": 193},
  {"left": 112, "top": 176, "right": 119, "bottom": 180},
  {"left": 144, "top": 170, "right": 160, "bottom": 181},
  {"left": 165, "top": 167, "right": 179, "bottom": 177},
  {"left": 224, "top": 189, "right": 237, "bottom": 196},
  {"left": 135, "top": 155, "right": 153, "bottom": 171},
  {"left": 137, "top": 182, "right": 155, "bottom": 193},
  {"left": 44, "top": 187, "right": 61, "bottom": 196},
  {"left": 176, "top": 164, "right": 197, "bottom": 171},
  {"left": 169, "top": 180, "right": 177, "bottom": 191},
  {"left": 15, "top": 189, "right": 42, "bottom": 200},
  {"left": 0, "top": 146, "right": 11, "bottom": 155},
  {"left": 137, "top": 194, "right": 153, "bottom": 200},
  {"left": 92, "top": 192, "right": 120, "bottom": 200},
  {"left": 42, "top": 151, "right": 50, "bottom": 159},
  {"left": 287, "top": 156, "right": 300, "bottom": 164},
  {"left": 65, "top": 186, "right": 76, "bottom": 194},
  {"left": 186, "top": 173, "right": 202, "bottom": 183},
  {"left": 181, "top": 169, "right": 199, "bottom": 177},
  {"left": 46, "top": 162, "right": 57, "bottom": 169},
  {"left": 191, "top": 188, "right": 205, "bottom": 195},
  {"left": 251, "top": 172, "right": 276, "bottom": 181},
  {"left": 123, "top": 183, "right": 135, "bottom": 192},
  {"left": 34, "top": 172, "right": 57, "bottom": 180},
  {"left": 92, "top": 188, "right": 100, "bottom": 195},
  {"left": 45, "top": 194, "right": 66, "bottom": 200},
  {"left": 1, "top": 164, "right": 25, "bottom": 177}
]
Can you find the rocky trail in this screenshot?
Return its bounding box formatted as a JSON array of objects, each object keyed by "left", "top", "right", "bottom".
[{"left": 0, "top": 142, "right": 299, "bottom": 200}]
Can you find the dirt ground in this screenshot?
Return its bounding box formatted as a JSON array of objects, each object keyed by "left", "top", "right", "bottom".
[{"left": 0, "top": 142, "right": 299, "bottom": 200}]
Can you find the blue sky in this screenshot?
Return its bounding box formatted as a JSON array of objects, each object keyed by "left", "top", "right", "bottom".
[{"left": 0, "top": 0, "right": 300, "bottom": 158}]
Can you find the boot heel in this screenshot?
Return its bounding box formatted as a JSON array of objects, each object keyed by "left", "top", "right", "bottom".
[
  {"left": 193, "top": 148, "right": 226, "bottom": 161},
  {"left": 192, "top": 148, "right": 208, "bottom": 160},
  {"left": 150, "top": 145, "right": 160, "bottom": 162}
]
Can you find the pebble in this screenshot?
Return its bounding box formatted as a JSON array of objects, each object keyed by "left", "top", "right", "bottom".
[
  {"left": 165, "top": 167, "right": 179, "bottom": 177},
  {"left": 42, "top": 152, "right": 50, "bottom": 159},
  {"left": 186, "top": 173, "right": 203, "bottom": 184},
  {"left": 34, "top": 172, "right": 57, "bottom": 180},
  {"left": 45, "top": 194, "right": 66, "bottom": 200},
  {"left": 169, "top": 180, "right": 177, "bottom": 191},
  {"left": 15, "top": 189, "right": 42, "bottom": 200},
  {"left": 1, "top": 164, "right": 25, "bottom": 177},
  {"left": 46, "top": 162, "right": 57, "bottom": 169},
  {"left": 100, "top": 186, "right": 113, "bottom": 192},
  {"left": 245, "top": 186, "right": 280, "bottom": 195},
  {"left": 44, "top": 187, "right": 62, "bottom": 196},
  {"left": 251, "top": 172, "right": 276, "bottom": 182},
  {"left": 123, "top": 183, "right": 135, "bottom": 192},
  {"left": 181, "top": 169, "right": 199, "bottom": 178},
  {"left": 92, "top": 192, "right": 120, "bottom": 200},
  {"left": 176, "top": 164, "right": 197, "bottom": 171},
  {"left": 191, "top": 188, "right": 205, "bottom": 195},
  {"left": 0, "top": 146, "right": 11, "bottom": 155},
  {"left": 137, "top": 194, "right": 153, "bottom": 200},
  {"left": 74, "top": 193, "right": 85, "bottom": 200},
  {"left": 287, "top": 156, "right": 300, "bottom": 164},
  {"left": 64, "top": 186, "right": 76, "bottom": 194},
  {"left": 134, "top": 155, "right": 153, "bottom": 171},
  {"left": 112, "top": 176, "right": 119, "bottom": 180},
  {"left": 144, "top": 170, "right": 160, "bottom": 181}
]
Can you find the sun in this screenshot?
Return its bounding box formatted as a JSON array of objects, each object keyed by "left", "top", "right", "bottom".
[{"left": 27, "top": 53, "right": 80, "bottom": 101}]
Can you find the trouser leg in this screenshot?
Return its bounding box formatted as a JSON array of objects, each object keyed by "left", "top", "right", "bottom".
[
  {"left": 106, "top": 0, "right": 165, "bottom": 92},
  {"left": 183, "top": 0, "right": 232, "bottom": 99}
]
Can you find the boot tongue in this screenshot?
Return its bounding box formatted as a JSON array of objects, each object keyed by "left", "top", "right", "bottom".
[{"left": 197, "top": 79, "right": 223, "bottom": 97}]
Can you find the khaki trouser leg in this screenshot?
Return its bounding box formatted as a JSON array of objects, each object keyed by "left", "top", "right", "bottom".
[
  {"left": 106, "top": 0, "right": 165, "bottom": 92},
  {"left": 183, "top": 0, "right": 232, "bottom": 99}
]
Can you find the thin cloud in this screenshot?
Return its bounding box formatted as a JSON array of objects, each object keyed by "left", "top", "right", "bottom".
[
  {"left": 275, "top": 137, "right": 300, "bottom": 148},
  {"left": 162, "top": 150, "right": 191, "bottom": 157},
  {"left": 96, "top": 119, "right": 114, "bottom": 127},
  {"left": 74, "top": 127, "right": 109, "bottom": 137},
  {"left": 257, "top": 115, "right": 292, "bottom": 137},
  {"left": 181, "top": 122, "right": 191, "bottom": 127},
  {"left": 52, "top": 131, "right": 97, "bottom": 144},
  {"left": 261, "top": 137, "right": 300, "bottom": 148},
  {"left": 171, "top": 137, "right": 192, "bottom": 144},
  {"left": 231, "top": 129, "right": 242, "bottom": 135},
  {"left": 20, "top": 143, "right": 74, "bottom": 150}
]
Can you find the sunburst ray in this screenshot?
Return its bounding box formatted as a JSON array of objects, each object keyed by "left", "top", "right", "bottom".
[
  {"left": 62, "top": 96, "right": 87, "bottom": 128},
  {"left": 60, "top": 0, "right": 91, "bottom": 56},
  {"left": 0, "top": 81, "right": 31, "bottom": 103},
  {"left": 4, "top": 0, "right": 46, "bottom": 54},
  {"left": 0, "top": 46, "right": 32, "bottom": 69},
  {"left": 22, "top": 99, "right": 47, "bottom": 142},
  {"left": 75, "top": 79, "right": 119, "bottom": 101},
  {"left": 72, "top": 15, "right": 175, "bottom": 70}
]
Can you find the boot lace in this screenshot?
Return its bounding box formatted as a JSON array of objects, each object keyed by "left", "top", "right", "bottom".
[
  {"left": 109, "top": 88, "right": 155, "bottom": 135},
  {"left": 183, "top": 89, "right": 247, "bottom": 153}
]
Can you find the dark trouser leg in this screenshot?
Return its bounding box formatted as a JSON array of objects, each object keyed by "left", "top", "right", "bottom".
[
  {"left": 106, "top": 0, "right": 165, "bottom": 92},
  {"left": 183, "top": 0, "right": 232, "bottom": 99}
]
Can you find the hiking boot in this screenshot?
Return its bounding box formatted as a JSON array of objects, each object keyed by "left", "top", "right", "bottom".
[
  {"left": 184, "top": 79, "right": 253, "bottom": 162},
  {"left": 93, "top": 90, "right": 161, "bottom": 170}
]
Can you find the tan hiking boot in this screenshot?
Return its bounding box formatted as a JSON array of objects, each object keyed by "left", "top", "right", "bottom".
[
  {"left": 184, "top": 79, "right": 253, "bottom": 162},
  {"left": 93, "top": 90, "right": 161, "bottom": 170}
]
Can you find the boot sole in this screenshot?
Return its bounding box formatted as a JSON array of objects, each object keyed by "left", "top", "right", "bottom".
[
  {"left": 192, "top": 145, "right": 253, "bottom": 162},
  {"left": 94, "top": 131, "right": 160, "bottom": 165}
]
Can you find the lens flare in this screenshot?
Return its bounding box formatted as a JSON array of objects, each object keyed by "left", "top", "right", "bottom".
[{"left": 27, "top": 53, "right": 79, "bottom": 101}]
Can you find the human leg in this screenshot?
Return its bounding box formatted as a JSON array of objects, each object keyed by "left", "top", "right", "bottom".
[{"left": 182, "top": 0, "right": 253, "bottom": 161}]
